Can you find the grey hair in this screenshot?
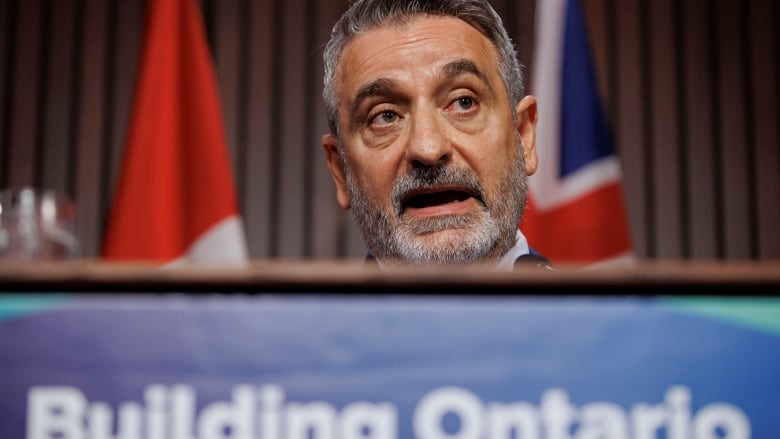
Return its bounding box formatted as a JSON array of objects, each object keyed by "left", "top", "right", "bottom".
[{"left": 322, "top": 0, "right": 524, "bottom": 136}]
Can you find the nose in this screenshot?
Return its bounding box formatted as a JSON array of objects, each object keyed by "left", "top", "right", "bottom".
[{"left": 404, "top": 107, "right": 452, "bottom": 168}]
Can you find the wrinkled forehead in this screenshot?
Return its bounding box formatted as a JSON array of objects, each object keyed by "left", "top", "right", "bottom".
[{"left": 334, "top": 15, "right": 501, "bottom": 86}]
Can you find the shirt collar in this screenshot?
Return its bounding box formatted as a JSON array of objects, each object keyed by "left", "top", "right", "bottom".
[{"left": 495, "top": 229, "right": 530, "bottom": 271}]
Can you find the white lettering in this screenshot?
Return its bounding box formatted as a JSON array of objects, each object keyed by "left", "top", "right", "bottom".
[
  {"left": 116, "top": 403, "right": 143, "bottom": 439},
  {"left": 83, "top": 402, "right": 142, "bottom": 439},
  {"left": 145, "top": 386, "right": 167, "bottom": 439},
  {"left": 340, "top": 402, "right": 397, "bottom": 439},
  {"left": 576, "top": 403, "right": 627, "bottom": 439},
  {"left": 27, "top": 386, "right": 87, "bottom": 439},
  {"left": 198, "top": 385, "right": 255, "bottom": 439},
  {"left": 693, "top": 404, "right": 751, "bottom": 439},
  {"left": 23, "top": 384, "right": 754, "bottom": 439},
  {"left": 541, "top": 389, "right": 576, "bottom": 439},
  {"left": 414, "top": 386, "right": 483, "bottom": 439},
  {"left": 172, "top": 385, "right": 196, "bottom": 439},
  {"left": 487, "top": 402, "right": 539, "bottom": 439},
  {"left": 259, "top": 385, "right": 284, "bottom": 439},
  {"left": 88, "top": 402, "right": 114, "bottom": 439},
  {"left": 631, "top": 403, "right": 666, "bottom": 439},
  {"left": 286, "top": 402, "right": 337, "bottom": 439},
  {"left": 666, "top": 387, "right": 690, "bottom": 439}
]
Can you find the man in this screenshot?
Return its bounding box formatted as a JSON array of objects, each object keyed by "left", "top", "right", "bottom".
[{"left": 321, "top": 0, "right": 544, "bottom": 269}]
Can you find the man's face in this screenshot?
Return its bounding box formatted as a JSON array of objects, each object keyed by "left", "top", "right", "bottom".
[{"left": 323, "top": 16, "right": 538, "bottom": 265}]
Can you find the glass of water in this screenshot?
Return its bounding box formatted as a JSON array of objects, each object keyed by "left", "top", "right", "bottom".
[{"left": 0, "top": 187, "right": 80, "bottom": 261}]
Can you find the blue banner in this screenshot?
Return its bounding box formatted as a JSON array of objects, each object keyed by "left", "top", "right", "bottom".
[{"left": 1, "top": 295, "right": 778, "bottom": 439}]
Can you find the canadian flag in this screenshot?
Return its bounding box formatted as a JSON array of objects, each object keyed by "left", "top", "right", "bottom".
[
  {"left": 102, "top": 0, "right": 248, "bottom": 265},
  {"left": 523, "top": 0, "right": 633, "bottom": 265}
]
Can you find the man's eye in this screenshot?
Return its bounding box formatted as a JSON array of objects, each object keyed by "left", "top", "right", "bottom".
[
  {"left": 371, "top": 111, "right": 398, "bottom": 126},
  {"left": 453, "top": 96, "right": 476, "bottom": 112}
]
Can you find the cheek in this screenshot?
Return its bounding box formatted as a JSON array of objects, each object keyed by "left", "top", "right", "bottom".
[
  {"left": 349, "top": 153, "right": 399, "bottom": 200},
  {"left": 459, "top": 128, "right": 517, "bottom": 186},
  {"left": 341, "top": 134, "right": 399, "bottom": 194}
]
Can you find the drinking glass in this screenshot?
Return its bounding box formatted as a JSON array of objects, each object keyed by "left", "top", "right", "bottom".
[{"left": 0, "top": 187, "right": 80, "bottom": 261}]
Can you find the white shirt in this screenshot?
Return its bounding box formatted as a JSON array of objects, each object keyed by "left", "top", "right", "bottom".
[{"left": 495, "top": 229, "right": 531, "bottom": 271}]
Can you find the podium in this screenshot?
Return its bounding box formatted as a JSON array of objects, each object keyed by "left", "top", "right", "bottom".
[{"left": 2, "top": 261, "right": 778, "bottom": 439}]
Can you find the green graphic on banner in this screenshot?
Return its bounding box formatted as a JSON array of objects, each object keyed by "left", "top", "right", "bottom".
[
  {"left": 664, "top": 297, "right": 780, "bottom": 338},
  {"left": 0, "top": 295, "right": 70, "bottom": 321}
]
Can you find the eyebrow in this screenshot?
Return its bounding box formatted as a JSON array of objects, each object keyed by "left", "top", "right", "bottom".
[
  {"left": 350, "top": 78, "right": 400, "bottom": 123},
  {"left": 440, "top": 59, "right": 494, "bottom": 93},
  {"left": 347, "top": 59, "right": 494, "bottom": 124}
]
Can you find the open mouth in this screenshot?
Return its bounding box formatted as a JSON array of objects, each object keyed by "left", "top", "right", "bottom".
[{"left": 400, "top": 187, "right": 480, "bottom": 215}]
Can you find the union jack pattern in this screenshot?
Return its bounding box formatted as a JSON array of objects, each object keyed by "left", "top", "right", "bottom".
[{"left": 523, "top": 0, "right": 633, "bottom": 264}]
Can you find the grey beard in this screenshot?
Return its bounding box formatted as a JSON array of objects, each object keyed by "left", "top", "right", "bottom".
[{"left": 344, "top": 143, "right": 527, "bottom": 265}]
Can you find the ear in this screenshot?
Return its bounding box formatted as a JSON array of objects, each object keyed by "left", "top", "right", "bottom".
[
  {"left": 515, "top": 95, "right": 538, "bottom": 176},
  {"left": 322, "top": 134, "right": 351, "bottom": 209}
]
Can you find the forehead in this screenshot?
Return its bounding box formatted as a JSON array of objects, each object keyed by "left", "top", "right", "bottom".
[{"left": 335, "top": 15, "right": 502, "bottom": 92}]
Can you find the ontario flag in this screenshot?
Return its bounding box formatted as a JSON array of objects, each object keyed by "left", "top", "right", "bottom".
[
  {"left": 102, "top": 0, "right": 248, "bottom": 265},
  {"left": 522, "top": 0, "right": 633, "bottom": 265}
]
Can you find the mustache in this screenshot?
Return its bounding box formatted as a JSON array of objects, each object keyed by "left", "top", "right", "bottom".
[{"left": 391, "top": 165, "right": 486, "bottom": 214}]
